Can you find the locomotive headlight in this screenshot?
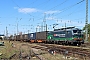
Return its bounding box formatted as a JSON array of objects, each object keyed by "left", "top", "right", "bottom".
[
  {"left": 50, "top": 37, "right": 51, "bottom": 39},
  {"left": 78, "top": 37, "right": 79, "bottom": 39}
]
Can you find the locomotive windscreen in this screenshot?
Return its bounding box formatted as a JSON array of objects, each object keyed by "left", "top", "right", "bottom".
[{"left": 73, "top": 30, "right": 82, "bottom": 34}]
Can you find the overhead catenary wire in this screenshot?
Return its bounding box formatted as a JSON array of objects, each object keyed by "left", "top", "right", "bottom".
[
  {"left": 11, "top": 0, "right": 85, "bottom": 22},
  {"left": 11, "top": 0, "right": 34, "bottom": 17},
  {"left": 36, "top": 0, "right": 68, "bottom": 20},
  {"left": 36, "top": 0, "right": 51, "bottom": 7},
  {"left": 58, "top": 2, "right": 85, "bottom": 18},
  {"left": 46, "top": 0, "right": 85, "bottom": 28},
  {"left": 3, "top": 0, "right": 86, "bottom": 21},
  {"left": 48, "top": 0, "right": 86, "bottom": 28},
  {"left": 9, "top": 0, "right": 87, "bottom": 33},
  {"left": 36, "top": 0, "right": 85, "bottom": 22},
  {"left": 11, "top": 0, "right": 37, "bottom": 33},
  {"left": 25, "top": 0, "right": 38, "bottom": 7},
  {"left": 10, "top": 0, "right": 51, "bottom": 23},
  {"left": 51, "top": 0, "right": 85, "bottom": 17},
  {"left": 48, "top": 0, "right": 68, "bottom": 11},
  {"left": 27, "top": 0, "right": 52, "bottom": 21},
  {"left": 60, "top": 8, "right": 85, "bottom": 19}
]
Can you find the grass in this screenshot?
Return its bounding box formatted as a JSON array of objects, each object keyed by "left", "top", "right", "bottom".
[
  {"left": 88, "top": 38, "right": 90, "bottom": 42},
  {"left": 0, "top": 40, "right": 19, "bottom": 59},
  {"left": 0, "top": 40, "right": 84, "bottom": 60}
]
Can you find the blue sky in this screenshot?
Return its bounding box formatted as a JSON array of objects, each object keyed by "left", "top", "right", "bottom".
[{"left": 0, "top": 0, "right": 90, "bottom": 36}]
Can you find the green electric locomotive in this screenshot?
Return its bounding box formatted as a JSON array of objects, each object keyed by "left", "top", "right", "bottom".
[{"left": 47, "top": 27, "right": 84, "bottom": 46}]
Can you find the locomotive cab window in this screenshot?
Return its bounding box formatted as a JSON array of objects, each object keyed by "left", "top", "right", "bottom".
[
  {"left": 78, "top": 30, "right": 82, "bottom": 34},
  {"left": 73, "top": 30, "right": 77, "bottom": 33},
  {"left": 73, "top": 30, "right": 82, "bottom": 34}
]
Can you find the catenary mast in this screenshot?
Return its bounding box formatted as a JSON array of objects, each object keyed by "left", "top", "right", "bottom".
[{"left": 85, "top": 0, "right": 88, "bottom": 42}]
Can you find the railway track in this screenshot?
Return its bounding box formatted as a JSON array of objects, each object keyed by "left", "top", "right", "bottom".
[
  {"left": 10, "top": 43, "right": 46, "bottom": 60},
  {"left": 9, "top": 41, "right": 90, "bottom": 60},
  {"left": 31, "top": 43, "right": 90, "bottom": 60}
]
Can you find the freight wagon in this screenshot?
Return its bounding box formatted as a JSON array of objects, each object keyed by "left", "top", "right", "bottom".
[
  {"left": 23, "top": 34, "right": 28, "bottom": 42},
  {"left": 15, "top": 34, "right": 28, "bottom": 42},
  {"left": 36, "top": 31, "right": 48, "bottom": 43},
  {"left": 16, "top": 35, "right": 20, "bottom": 41},
  {"left": 28, "top": 31, "right": 48, "bottom": 43},
  {"left": 28, "top": 33, "right": 36, "bottom": 42}
]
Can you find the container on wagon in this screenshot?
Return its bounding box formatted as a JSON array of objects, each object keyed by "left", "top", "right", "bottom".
[
  {"left": 36, "top": 31, "right": 48, "bottom": 40},
  {"left": 16, "top": 35, "right": 20, "bottom": 41},
  {"left": 24, "top": 34, "right": 28, "bottom": 40},
  {"left": 28, "top": 33, "right": 36, "bottom": 40}
]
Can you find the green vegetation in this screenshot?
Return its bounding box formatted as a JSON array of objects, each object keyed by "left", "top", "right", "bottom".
[
  {"left": 83, "top": 23, "right": 90, "bottom": 42},
  {"left": 83, "top": 23, "right": 90, "bottom": 34},
  {"left": 0, "top": 40, "right": 18, "bottom": 59}
]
